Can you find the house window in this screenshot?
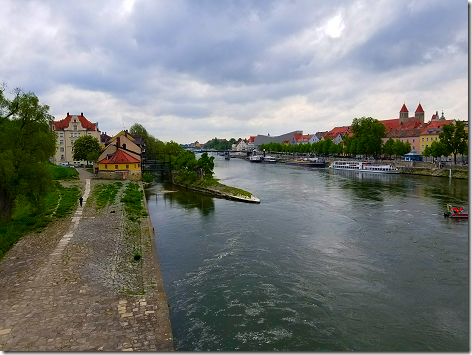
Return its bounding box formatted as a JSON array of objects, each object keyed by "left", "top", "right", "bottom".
[
  {"left": 426, "top": 137, "right": 428, "bottom": 142},
  {"left": 138, "top": 163, "right": 140, "bottom": 168},
  {"left": 61, "top": 155, "right": 64, "bottom": 160},
  {"left": 60, "top": 140, "right": 64, "bottom": 145},
  {"left": 422, "top": 145, "right": 424, "bottom": 149},
  {"left": 413, "top": 139, "right": 415, "bottom": 143},
  {"left": 60, "top": 147, "right": 64, "bottom": 152},
  {"left": 126, "top": 165, "right": 129, "bottom": 169},
  {"left": 435, "top": 137, "right": 438, "bottom": 141},
  {"left": 59, "top": 132, "right": 64, "bottom": 137},
  {"left": 115, "top": 165, "right": 118, "bottom": 169},
  {"left": 105, "top": 164, "right": 107, "bottom": 169},
  {"left": 422, "top": 138, "right": 424, "bottom": 142},
  {"left": 74, "top": 125, "right": 77, "bottom": 131}
]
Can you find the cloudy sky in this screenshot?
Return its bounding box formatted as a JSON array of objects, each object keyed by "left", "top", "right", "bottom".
[{"left": 0, "top": 0, "right": 468, "bottom": 143}]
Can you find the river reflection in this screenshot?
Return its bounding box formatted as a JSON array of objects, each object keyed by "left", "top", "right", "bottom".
[
  {"left": 145, "top": 182, "right": 215, "bottom": 216},
  {"left": 147, "top": 157, "right": 468, "bottom": 351}
]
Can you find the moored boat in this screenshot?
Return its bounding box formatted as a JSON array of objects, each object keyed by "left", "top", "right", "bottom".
[
  {"left": 286, "top": 158, "right": 327, "bottom": 168},
  {"left": 261, "top": 155, "right": 277, "bottom": 164},
  {"left": 329, "top": 161, "right": 400, "bottom": 174}
]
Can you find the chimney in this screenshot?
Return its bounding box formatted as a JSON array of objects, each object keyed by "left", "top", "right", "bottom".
[
  {"left": 81, "top": 112, "right": 83, "bottom": 116},
  {"left": 117, "top": 137, "right": 120, "bottom": 150},
  {"left": 67, "top": 112, "right": 69, "bottom": 116}
]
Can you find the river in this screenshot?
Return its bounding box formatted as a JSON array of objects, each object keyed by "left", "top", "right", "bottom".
[{"left": 145, "top": 156, "right": 468, "bottom": 351}]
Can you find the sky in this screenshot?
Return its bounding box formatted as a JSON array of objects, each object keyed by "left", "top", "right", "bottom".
[{"left": 0, "top": 0, "right": 468, "bottom": 144}]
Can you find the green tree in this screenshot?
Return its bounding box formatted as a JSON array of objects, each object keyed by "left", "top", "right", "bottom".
[
  {"left": 430, "top": 140, "right": 448, "bottom": 162},
  {"left": 350, "top": 117, "right": 386, "bottom": 158},
  {"left": 174, "top": 150, "right": 198, "bottom": 171},
  {"left": 422, "top": 145, "right": 432, "bottom": 161},
  {"left": 439, "top": 121, "right": 468, "bottom": 164},
  {"left": 383, "top": 138, "right": 395, "bottom": 158},
  {"left": 73, "top": 135, "right": 102, "bottom": 165},
  {"left": 197, "top": 152, "right": 215, "bottom": 178},
  {"left": 0, "top": 86, "right": 56, "bottom": 218}
]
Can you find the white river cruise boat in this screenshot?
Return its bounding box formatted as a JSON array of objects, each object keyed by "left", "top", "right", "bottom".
[{"left": 329, "top": 161, "right": 400, "bottom": 174}]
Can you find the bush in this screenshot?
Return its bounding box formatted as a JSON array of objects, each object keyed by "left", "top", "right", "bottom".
[{"left": 142, "top": 172, "right": 153, "bottom": 183}]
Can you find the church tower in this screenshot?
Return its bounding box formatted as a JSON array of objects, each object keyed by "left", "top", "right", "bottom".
[
  {"left": 415, "top": 103, "right": 424, "bottom": 123},
  {"left": 399, "top": 103, "right": 409, "bottom": 124}
]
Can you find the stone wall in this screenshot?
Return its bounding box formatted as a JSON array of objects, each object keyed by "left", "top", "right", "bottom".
[{"left": 97, "top": 170, "right": 142, "bottom": 181}]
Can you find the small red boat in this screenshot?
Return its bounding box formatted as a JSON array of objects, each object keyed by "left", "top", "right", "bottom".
[{"left": 444, "top": 204, "right": 468, "bottom": 218}]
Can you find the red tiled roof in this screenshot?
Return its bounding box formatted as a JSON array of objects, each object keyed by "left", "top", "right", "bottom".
[
  {"left": 324, "top": 126, "right": 350, "bottom": 138},
  {"left": 419, "top": 120, "right": 454, "bottom": 135},
  {"left": 248, "top": 136, "right": 256, "bottom": 143},
  {"left": 52, "top": 114, "right": 97, "bottom": 131},
  {"left": 380, "top": 119, "right": 401, "bottom": 131},
  {"left": 415, "top": 103, "right": 424, "bottom": 113},
  {"left": 400, "top": 103, "right": 408, "bottom": 113},
  {"left": 293, "top": 133, "right": 303, "bottom": 141},
  {"left": 99, "top": 149, "right": 140, "bottom": 164}
]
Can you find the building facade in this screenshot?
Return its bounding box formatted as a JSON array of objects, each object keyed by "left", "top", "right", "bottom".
[{"left": 50, "top": 113, "right": 101, "bottom": 165}]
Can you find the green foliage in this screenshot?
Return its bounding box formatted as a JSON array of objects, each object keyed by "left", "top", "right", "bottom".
[
  {"left": 73, "top": 135, "right": 102, "bottom": 163},
  {"left": 197, "top": 152, "right": 215, "bottom": 177},
  {"left": 46, "top": 163, "right": 79, "bottom": 180},
  {"left": 174, "top": 150, "right": 198, "bottom": 171},
  {"left": 0, "top": 85, "right": 57, "bottom": 218},
  {"left": 142, "top": 172, "right": 153, "bottom": 183},
  {"left": 350, "top": 117, "right": 386, "bottom": 157},
  {"left": 439, "top": 121, "right": 468, "bottom": 164},
  {"left": 393, "top": 139, "right": 411, "bottom": 157},
  {"left": 205, "top": 137, "right": 236, "bottom": 151},
  {"left": 0, "top": 181, "right": 78, "bottom": 260},
  {"left": 94, "top": 182, "right": 122, "bottom": 209},
  {"left": 430, "top": 140, "right": 448, "bottom": 159},
  {"left": 383, "top": 138, "right": 395, "bottom": 157}
]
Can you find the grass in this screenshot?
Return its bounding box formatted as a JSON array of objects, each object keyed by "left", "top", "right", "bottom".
[
  {"left": 93, "top": 182, "right": 123, "bottom": 209},
  {"left": 182, "top": 176, "right": 253, "bottom": 198},
  {"left": 120, "top": 183, "right": 148, "bottom": 220},
  {"left": 46, "top": 162, "right": 79, "bottom": 180},
  {"left": 0, "top": 182, "right": 79, "bottom": 260}
]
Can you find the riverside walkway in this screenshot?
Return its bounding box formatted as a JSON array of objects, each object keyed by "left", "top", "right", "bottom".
[{"left": 0, "top": 169, "right": 173, "bottom": 351}]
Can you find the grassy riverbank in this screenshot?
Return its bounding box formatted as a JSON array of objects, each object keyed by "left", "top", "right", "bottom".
[
  {"left": 173, "top": 174, "right": 260, "bottom": 203},
  {"left": 0, "top": 179, "right": 80, "bottom": 260}
]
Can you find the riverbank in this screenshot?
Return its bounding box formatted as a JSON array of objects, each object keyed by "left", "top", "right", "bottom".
[
  {"left": 234, "top": 154, "right": 468, "bottom": 179},
  {"left": 0, "top": 173, "right": 173, "bottom": 351}
]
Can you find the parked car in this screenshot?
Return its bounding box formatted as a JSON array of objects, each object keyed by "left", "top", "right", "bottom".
[{"left": 59, "top": 162, "right": 71, "bottom": 167}]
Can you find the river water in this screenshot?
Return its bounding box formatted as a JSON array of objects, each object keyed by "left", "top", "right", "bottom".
[{"left": 145, "top": 156, "right": 468, "bottom": 351}]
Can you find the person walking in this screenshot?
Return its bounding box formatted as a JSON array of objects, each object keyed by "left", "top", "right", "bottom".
[{"left": 79, "top": 196, "right": 83, "bottom": 207}]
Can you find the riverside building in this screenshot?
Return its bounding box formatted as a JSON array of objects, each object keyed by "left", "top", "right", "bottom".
[{"left": 50, "top": 112, "right": 101, "bottom": 166}]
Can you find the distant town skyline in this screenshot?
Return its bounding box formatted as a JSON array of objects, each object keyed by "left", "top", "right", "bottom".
[{"left": 0, "top": 0, "right": 467, "bottom": 143}]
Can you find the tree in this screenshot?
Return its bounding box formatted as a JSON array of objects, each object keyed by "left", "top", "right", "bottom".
[
  {"left": 383, "top": 138, "right": 395, "bottom": 158},
  {"left": 197, "top": 152, "right": 215, "bottom": 178},
  {"left": 350, "top": 117, "right": 386, "bottom": 158},
  {"left": 73, "top": 135, "right": 102, "bottom": 165},
  {"left": 0, "top": 85, "right": 56, "bottom": 218},
  {"left": 430, "top": 140, "right": 448, "bottom": 162},
  {"left": 439, "top": 121, "right": 468, "bottom": 164}
]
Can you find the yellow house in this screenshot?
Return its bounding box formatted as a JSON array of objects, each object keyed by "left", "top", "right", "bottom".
[
  {"left": 419, "top": 120, "right": 455, "bottom": 154},
  {"left": 98, "top": 149, "right": 142, "bottom": 180}
]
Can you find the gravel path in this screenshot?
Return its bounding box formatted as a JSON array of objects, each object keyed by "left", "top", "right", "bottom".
[{"left": 0, "top": 171, "right": 173, "bottom": 351}]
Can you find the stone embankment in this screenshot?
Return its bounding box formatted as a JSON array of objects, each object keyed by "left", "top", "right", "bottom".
[
  {"left": 235, "top": 154, "right": 468, "bottom": 179},
  {"left": 0, "top": 170, "right": 173, "bottom": 351}
]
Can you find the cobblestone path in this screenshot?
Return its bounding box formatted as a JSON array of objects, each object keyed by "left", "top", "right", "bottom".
[{"left": 0, "top": 173, "right": 174, "bottom": 351}]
